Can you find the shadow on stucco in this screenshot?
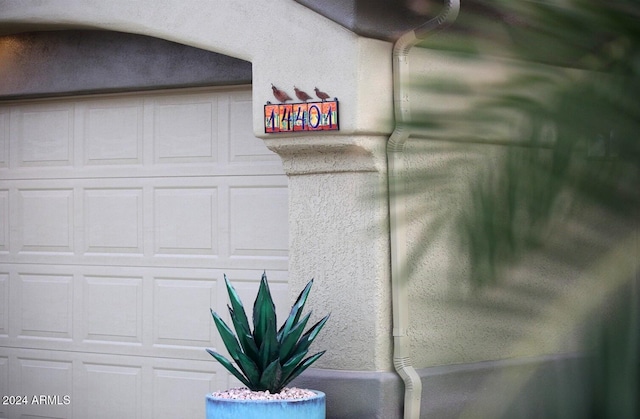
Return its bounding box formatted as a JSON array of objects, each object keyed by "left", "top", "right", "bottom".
[
  {"left": 0, "top": 30, "right": 251, "bottom": 100},
  {"left": 366, "top": 1, "right": 639, "bottom": 417}
]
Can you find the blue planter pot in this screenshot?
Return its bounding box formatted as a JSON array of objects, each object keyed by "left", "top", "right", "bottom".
[{"left": 205, "top": 390, "right": 325, "bottom": 419}]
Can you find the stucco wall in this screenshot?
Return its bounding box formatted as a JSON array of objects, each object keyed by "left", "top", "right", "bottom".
[
  {"left": 402, "top": 139, "right": 586, "bottom": 367},
  {"left": 265, "top": 134, "right": 393, "bottom": 371},
  {"left": 403, "top": 47, "right": 637, "bottom": 368},
  {"left": 0, "top": 0, "right": 394, "bottom": 137}
]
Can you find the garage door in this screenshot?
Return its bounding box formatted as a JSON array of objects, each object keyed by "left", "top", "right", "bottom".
[{"left": 0, "top": 87, "right": 290, "bottom": 419}]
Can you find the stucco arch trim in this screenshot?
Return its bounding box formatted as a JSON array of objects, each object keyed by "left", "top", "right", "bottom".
[{"left": 0, "top": 0, "right": 396, "bottom": 137}]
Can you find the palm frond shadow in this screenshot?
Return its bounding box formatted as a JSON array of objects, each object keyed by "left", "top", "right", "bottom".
[{"left": 367, "top": 1, "right": 640, "bottom": 417}]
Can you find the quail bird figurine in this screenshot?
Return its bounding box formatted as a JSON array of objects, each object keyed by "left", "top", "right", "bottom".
[
  {"left": 271, "top": 84, "right": 292, "bottom": 103},
  {"left": 294, "top": 86, "right": 312, "bottom": 102},
  {"left": 314, "top": 87, "right": 330, "bottom": 102}
]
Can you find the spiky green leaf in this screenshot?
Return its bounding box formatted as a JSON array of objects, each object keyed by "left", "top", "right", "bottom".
[
  {"left": 279, "top": 311, "right": 311, "bottom": 361},
  {"left": 282, "top": 351, "right": 326, "bottom": 387},
  {"left": 280, "top": 349, "right": 308, "bottom": 380},
  {"left": 288, "top": 314, "right": 330, "bottom": 361},
  {"left": 253, "top": 272, "right": 277, "bottom": 349},
  {"left": 277, "top": 279, "right": 313, "bottom": 342},
  {"left": 206, "top": 348, "right": 251, "bottom": 388},
  {"left": 229, "top": 306, "right": 259, "bottom": 362},
  {"left": 224, "top": 275, "right": 259, "bottom": 360},
  {"left": 210, "top": 309, "right": 242, "bottom": 360},
  {"left": 258, "top": 358, "right": 283, "bottom": 392},
  {"left": 236, "top": 351, "right": 261, "bottom": 385},
  {"left": 258, "top": 313, "right": 279, "bottom": 371}
]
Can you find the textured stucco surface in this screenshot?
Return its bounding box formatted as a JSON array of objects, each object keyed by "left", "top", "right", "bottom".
[
  {"left": 264, "top": 135, "right": 393, "bottom": 371},
  {"left": 402, "top": 47, "right": 638, "bottom": 368},
  {"left": 402, "top": 139, "right": 589, "bottom": 366},
  {"left": 285, "top": 155, "right": 393, "bottom": 371},
  {"left": 0, "top": 0, "right": 394, "bottom": 137}
]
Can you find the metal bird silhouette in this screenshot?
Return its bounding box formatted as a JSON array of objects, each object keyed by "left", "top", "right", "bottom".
[
  {"left": 314, "top": 87, "right": 330, "bottom": 102},
  {"left": 294, "top": 86, "right": 312, "bottom": 102},
  {"left": 271, "top": 84, "right": 292, "bottom": 103}
]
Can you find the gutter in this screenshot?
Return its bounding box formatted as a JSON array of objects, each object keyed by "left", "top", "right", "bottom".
[{"left": 387, "top": 2, "right": 460, "bottom": 418}]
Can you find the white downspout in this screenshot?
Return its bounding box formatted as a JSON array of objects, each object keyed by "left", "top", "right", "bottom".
[{"left": 388, "top": 2, "right": 460, "bottom": 418}]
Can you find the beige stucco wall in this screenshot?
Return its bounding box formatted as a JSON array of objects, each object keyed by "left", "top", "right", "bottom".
[
  {"left": 0, "top": 0, "right": 395, "bottom": 372},
  {"left": 403, "top": 47, "right": 637, "bottom": 368},
  {"left": 264, "top": 134, "right": 393, "bottom": 370},
  {"left": 0, "top": 0, "right": 394, "bottom": 137},
  {"left": 402, "top": 139, "right": 586, "bottom": 367}
]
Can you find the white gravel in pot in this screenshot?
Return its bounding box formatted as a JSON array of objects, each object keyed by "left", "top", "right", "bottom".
[{"left": 211, "top": 387, "right": 317, "bottom": 400}]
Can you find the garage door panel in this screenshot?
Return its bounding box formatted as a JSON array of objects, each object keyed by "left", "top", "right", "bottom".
[
  {"left": 152, "top": 368, "right": 216, "bottom": 419},
  {"left": 18, "top": 273, "right": 73, "bottom": 340},
  {"left": 153, "top": 187, "right": 218, "bottom": 256},
  {"left": 0, "top": 190, "right": 7, "bottom": 252},
  {"left": 4, "top": 264, "right": 287, "bottom": 362},
  {"left": 229, "top": 92, "right": 279, "bottom": 163},
  {"left": 4, "top": 348, "right": 223, "bottom": 419},
  {"left": 0, "top": 356, "right": 6, "bottom": 418},
  {"left": 1, "top": 176, "right": 287, "bottom": 270},
  {"left": 0, "top": 110, "right": 8, "bottom": 168},
  {"left": 15, "top": 103, "right": 74, "bottom": 168},
  {"left": 0, "top": 159, "right": 285, "bottom": 181},
  {"left": 153, "top": 95, "right": 217, "bottom": 164},
  {"left": 83, "top": 363, "right": 142, "bottom": 419},
  {"left": 229, "top": 185, "right": 288, "bottom": 257},
  {"left": 84, "top": 99, "right": 143, "bottom": 166},
  {"left": 18, "top": 189, "right": 74, "bottom": 253},
  {"left": 153, "top": 277, "right": 216, "bottom": 348},
  {"left": 16, "top": 357, "right": 73, "bottom": 418},
  {"left": 83, "top": 275, "right": 143, "bottom": 344},
  {"left": 0, "top": 273, "right": 7, "bottom": 336},
  {"left": 85, "top": 188, "right": 144, "bottom": 254}
]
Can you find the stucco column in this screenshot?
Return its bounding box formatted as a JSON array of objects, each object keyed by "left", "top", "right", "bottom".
[{"left": 264, "top": 135, "right": 393, "bottom": 372}]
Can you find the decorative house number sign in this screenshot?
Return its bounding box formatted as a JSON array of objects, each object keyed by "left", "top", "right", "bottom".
[
  {"left": 265, "top": 85, "right": 339, "bottom": 133},
  {"left": 264, "top": 100, "right": 339, "bottom": 133}
]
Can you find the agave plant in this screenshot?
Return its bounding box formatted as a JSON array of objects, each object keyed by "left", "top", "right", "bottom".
[{"left": 207, "top": 272, "right": 330, "bottom": 393}]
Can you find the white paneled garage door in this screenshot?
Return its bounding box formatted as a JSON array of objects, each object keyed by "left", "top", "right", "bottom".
[{"left": 0, "top": 87, "right": 289, "bottom": 419}]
